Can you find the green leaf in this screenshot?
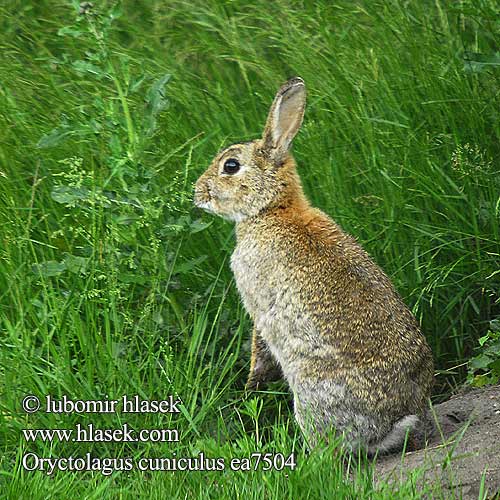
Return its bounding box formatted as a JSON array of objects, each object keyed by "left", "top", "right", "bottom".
[
  {"left": 32, "top": 261, "right": 66, "bottom": 278},
  {"left": 72, "top": 60, "right": 105, "bottom": 77},
  {"left": 173, "top": 256, "right": 208, "bottom": 275},
  {"left": 490, "top": 319, "right": 500, "bottom": 332},
  {"left": 144, "top": 73, "right": 171, "bottom": 135},
  {"left": 109, "top": 134, "right": 123, "bottom": 156},
  {"left": 117, "top": 273, "right": 148, "bottom": 284},
  {"left": 489, "top": 359, "right": 500, "bottom": 377},
  {"left": 189, "top": 219, "right": 213, "bottom": 234},
  {"left": 109, "top": 4, "right": 123, "bottom": 20},
  {"left": 57, "top": 26, "right": 83, "bottom": 38},
  {"left": 129, "top": 74, "right": 146, "bottom": 93},
  {"left": 471, "top": 374, "right": 491, "bottom": 388},
  {"left": 478, "top": 334, "right": 490, "bottom": 347},
  {"left": 51, "top": 186, "right": 91, "bottom": 204},
  {"left": 37, "top": 126, "right": 73, "bottom": 148},
  {"left": 469, "top": 353, "right": 493, "bottom": 371},
  {"left": 63, "top": 254, "right": 89, "bottom": 274},
  {"left": 484, "top": 343, "right": 500, "bottom": 357},
  {"left": 113, "top": 214, "right": 141, "bottom": 225},
  {"left": 463, "top": 52, "right": 500, "bottom": 73}
]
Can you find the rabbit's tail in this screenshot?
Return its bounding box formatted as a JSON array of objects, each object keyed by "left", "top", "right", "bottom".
[{"left": 367, "top": 415, "right": 419, "bottom": 456}]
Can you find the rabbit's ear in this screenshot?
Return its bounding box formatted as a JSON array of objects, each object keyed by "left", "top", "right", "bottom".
[{"left": 262, "top": 77, "right": 306, "bottom": 163}]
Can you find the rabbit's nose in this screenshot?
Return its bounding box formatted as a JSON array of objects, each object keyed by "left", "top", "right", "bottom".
[{"left": 193, "top": 183, "right": 210, "bottom": 207}]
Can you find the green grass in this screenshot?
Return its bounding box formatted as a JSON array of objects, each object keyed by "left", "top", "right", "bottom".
[{"left": 0, "top": 0, "right": 499, "bottom": 498}]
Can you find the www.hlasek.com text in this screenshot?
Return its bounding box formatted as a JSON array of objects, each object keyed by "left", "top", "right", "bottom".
[{"left": 23, "top": 423, "right": 179, "bottom": 443}]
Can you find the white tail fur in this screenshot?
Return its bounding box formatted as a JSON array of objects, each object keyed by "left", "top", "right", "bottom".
[{"left": 367, "top": 415, "right": 419, "bottom": 456}]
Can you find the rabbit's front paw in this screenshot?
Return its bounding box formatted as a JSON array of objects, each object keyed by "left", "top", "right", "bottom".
[
  {"left": 244, "top": 375, "right": 260, "bottom": 392},
  {"left": 245, "top": 365, "right": 282, "bottom": 392}
]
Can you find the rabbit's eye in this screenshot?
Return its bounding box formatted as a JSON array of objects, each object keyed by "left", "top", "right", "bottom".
[{"left": 223, "top": 158, "right": 240, "bottom": 174}]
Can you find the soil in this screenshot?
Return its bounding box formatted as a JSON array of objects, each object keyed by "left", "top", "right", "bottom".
[{"left": 374, "top": 384, "right": 500, "bottom": 499}]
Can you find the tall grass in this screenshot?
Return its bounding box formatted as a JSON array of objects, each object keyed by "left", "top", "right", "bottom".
[{"left": 0, "top": 0, "right": 498, "bottom": 497}]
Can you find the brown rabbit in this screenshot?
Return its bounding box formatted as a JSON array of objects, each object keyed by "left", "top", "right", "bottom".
[{"left": 194, "top": 77, "right": 434, "bottom": 454}]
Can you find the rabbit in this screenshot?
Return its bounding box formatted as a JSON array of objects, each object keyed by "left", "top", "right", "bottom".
[{"left": 194, "top": 77, "right": 434, "bottom": 455}]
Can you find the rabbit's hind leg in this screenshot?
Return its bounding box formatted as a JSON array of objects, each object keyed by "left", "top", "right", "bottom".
[
  {"left": 245, "top": 328, "right": 282, "bottom": 391},
  {"left": 293, "top": 381, "right": 384, "bottom": 453}
]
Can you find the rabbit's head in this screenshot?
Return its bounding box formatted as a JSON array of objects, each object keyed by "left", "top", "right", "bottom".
[{"left": 194, "top": 77, "right": 306, "bottom": 222}]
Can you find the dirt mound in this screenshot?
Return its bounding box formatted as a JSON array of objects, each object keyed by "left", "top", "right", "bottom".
[{"left": 375, "top": 384, "right": 500, "bottom": 498}]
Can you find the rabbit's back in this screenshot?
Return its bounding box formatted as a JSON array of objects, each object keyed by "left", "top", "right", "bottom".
[{"left": 231, "top": 205, "right": 433, "bottom": 425}]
